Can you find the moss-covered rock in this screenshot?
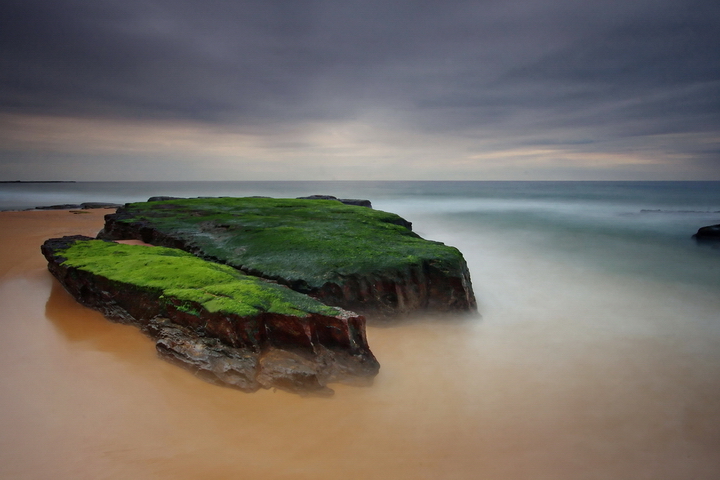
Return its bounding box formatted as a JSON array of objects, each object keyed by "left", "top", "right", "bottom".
[
  {"left": 41, "top": 235, "right": 379, "bottom": 393},
  {"left": 98, "top": 196, "right": 476, "bottom": 316}
]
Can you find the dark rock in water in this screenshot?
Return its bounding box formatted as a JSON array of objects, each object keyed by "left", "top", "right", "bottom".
[
  {"left": 296, "top": 195, "right": 373, "bottom": 208},
  {"left": 80, "top": 202, "right": 122, "bottom": 209},
  {"left": 41, "top": 235, "right": 379, "bottom": 394},
  {"left": 35, "top": 204, "right": 82, "bottom": 210},
  {"left": 297, "top": 195, "right": 339, "bottom": 201},
  {"left": 693, "top": 224, "right": 720, "bottom": 243},
  {"left": 338, "top": 198, "right": 373, "bottom": 208},
  {"left": 97, "top": 197, "right": 475, "bottom": 317},
  {"left": 148, "top": 196, "right": 184, "bottom": 202},
  {"left": 35, "top": 202, "right": 121, "bottom": 210}
]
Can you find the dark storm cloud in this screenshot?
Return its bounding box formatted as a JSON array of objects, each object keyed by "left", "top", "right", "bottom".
[{"left": 1, "top": 0, "right": 719, "bottom": 149}]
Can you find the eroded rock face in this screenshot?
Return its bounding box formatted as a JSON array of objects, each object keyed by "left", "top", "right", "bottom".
[
  {"left": 97, "top": 196, "right": 477, "bottom": 317},
  {"left": 42, "top": 235, "right": 379, "bottom": 394}
]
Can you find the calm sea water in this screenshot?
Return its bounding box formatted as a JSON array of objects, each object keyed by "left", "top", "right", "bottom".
[
  {"left": 3, "top": 180, "right": 719, "bottom": 287},
  {"left": 2, "top": 181, "right": 720, "bottom": 478}
]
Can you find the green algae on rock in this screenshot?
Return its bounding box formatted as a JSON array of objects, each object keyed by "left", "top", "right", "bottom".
[
  {"left": 98, "top": 196, "right": 477, "bottom": 316},
  {"left": 58, "top": 238, "right": 340, "bottom": 318},
  {"left": 41, "top": 235, "right": 379, "bottom": 393}
]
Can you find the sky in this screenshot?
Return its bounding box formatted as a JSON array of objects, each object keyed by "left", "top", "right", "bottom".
[{"left": 1, "top": 0, "right": 719, "bottom": 181}]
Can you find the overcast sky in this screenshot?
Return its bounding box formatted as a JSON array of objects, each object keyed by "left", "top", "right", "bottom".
[{"left": 1, "top": 0, "right": 718, "bottom": 180}]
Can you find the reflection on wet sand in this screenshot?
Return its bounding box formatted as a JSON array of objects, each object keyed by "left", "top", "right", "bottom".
[{"left": 46, "top": 279, "right": 135, "bottom": 346}]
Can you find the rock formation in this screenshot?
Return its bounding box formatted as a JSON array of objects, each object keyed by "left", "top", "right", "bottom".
[
  {"left": 296, "top": 194, "right": 373, "bottom": 208},
  {"left": 97, "top": 196, "right": 476, "bottom": 317},
  {"left": 35, "top": 202, "right": 122, "bottom": 210},
  {"left": 42, "top": 235, "right": 379, "bottom": 394},
  {"left": 693, "top": 224, "right": 720, "bottom": 243}
]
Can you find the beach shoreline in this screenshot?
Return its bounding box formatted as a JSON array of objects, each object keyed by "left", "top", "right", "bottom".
[{"left": 2, "top": 207, "right": 720, "bottom": 479}]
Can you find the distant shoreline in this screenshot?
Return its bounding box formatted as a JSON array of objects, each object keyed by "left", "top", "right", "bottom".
[{"left": 0, "top": 180, "right": 76, "bottom": 184}]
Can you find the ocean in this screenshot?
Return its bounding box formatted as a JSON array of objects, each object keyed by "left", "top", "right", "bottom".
[
  {"left": 1, "top": 180, "right": 719, "bottom": 478},
  {"left": 3, "top": 180, "right": 720, "bottom": 288}
]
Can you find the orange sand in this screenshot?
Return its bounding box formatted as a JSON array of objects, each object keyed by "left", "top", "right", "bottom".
[{"left": 1, "top": 209, "right": 719, "bottom": 479}]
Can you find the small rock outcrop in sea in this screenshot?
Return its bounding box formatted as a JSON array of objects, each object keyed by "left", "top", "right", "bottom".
[
  {"left": 41, "top": 236, "right": 379, "bottom": 394},
  {"left": 296, "top": 195, "right": 373, "bottom": 208},
  {"left": 97, "top": 196, "right": 476, "bottom": 317},
  {"left": 35, "top": 202, "right": 123, "bottom": 210},
  {"left": 692, "top": 224, "right": 720, "bottom": 243}
]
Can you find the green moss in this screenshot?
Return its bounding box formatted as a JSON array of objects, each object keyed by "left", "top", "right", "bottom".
[
  {"left": 58, "top": 240, "right": 340, "bottom": 317},
  {"left": 117, "top": 197, "right": 464, "bottom": 288}
]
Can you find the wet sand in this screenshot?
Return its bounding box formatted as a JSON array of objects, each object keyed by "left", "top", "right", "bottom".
[{"left": 1, "top": 210, "right": 719, "bottom": 479}]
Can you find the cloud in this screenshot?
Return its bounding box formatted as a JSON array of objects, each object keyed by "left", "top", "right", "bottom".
[{"left": 0, "top": 0, "right": 718, "bottom": 179}]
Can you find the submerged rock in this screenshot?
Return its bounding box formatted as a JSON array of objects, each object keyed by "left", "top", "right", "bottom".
[
  {"left": 41, "top": 235, "right": 379, "bottom": 394},
  {"left": 98, "top": 196, "right": 476, "bottom": 316}
]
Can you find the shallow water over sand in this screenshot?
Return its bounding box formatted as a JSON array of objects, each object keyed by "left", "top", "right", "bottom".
[{"left": 1, "top": 208, "right": 720, "bottom": 479}]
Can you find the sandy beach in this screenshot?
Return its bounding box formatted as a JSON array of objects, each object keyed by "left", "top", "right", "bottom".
[{"left": 1, "top": 208, "right": 719, "bottom": 479}]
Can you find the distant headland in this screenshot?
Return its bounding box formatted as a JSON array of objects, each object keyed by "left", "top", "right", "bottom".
[{"left": 0, "top": 180, "right": 76, "bottom": 184}]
